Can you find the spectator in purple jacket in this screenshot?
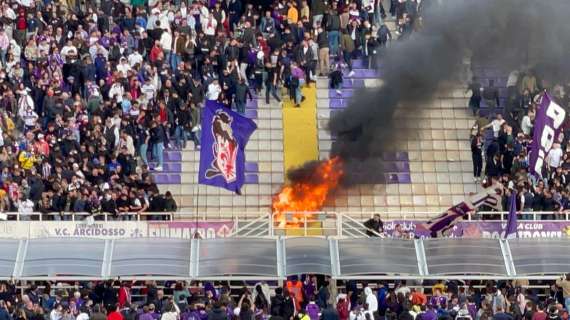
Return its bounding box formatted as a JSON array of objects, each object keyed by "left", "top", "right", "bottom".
[
  {"left": 306, "top": 297, "right": 321, "bottom": 320},
  {"left": 139, "top": 306, "right": 155, "bottom": 320}
]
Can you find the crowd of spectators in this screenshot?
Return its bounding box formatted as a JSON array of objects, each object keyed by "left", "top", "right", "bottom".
[
  {"left": 1, "top": 276, "right": 570, "bottom": 320},
  {"left": 0, "top": 0, "right": 423, "bottom": 217},
  {"left": 468, "top": 67, "right": 570, "bottom": 218}
]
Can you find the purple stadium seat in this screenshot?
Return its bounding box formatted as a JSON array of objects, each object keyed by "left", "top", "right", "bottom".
[
  {"left": 397, "top": 174, "right": 412, "bottom": 184},
  {"left": 164, "top": 151, "right": 182, "bottom": 162},
  {"left": 245, "top": 162, "right": 258, "bottom": 172},
  {"left": 246, "top": 99, "right": 258, "bottom": 108},
  {"left": 329, "top": 99, "right": 346, "bottom": 109},
  {"left": 163, "top": 162, "right": 182, "bottom": 173},
  {"left": 167, "top": 175, "right": 181, "bottom": 184},
  {"left": 352, "top": 59, "right": 365, "bottom": 69},
  {"left": 153, "top": 174, "right": 169, "bottom": 184},
  {"left": 245, "top": 174, "right": 259, "bottom": 184},
  {"left": 395, "top": 152, "right": 409, "bottom": 161},
  {"left": 394, "top": 161, "right": 410, "bottom": 172}
]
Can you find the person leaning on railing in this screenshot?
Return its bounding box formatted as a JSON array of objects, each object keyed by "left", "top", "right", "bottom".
[{"left": 364, "top": 214, "right": 384, "bottom": 237}]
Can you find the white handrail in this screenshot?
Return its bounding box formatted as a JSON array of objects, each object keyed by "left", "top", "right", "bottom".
[
  {"left": 4, "top": 210, "right": 570, "bottom": 222},
  {"left": 5, "top": 211, "right": 174, "bottom": 221}
]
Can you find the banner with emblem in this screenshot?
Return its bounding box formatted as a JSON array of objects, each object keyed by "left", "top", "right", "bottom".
[{"left": 199, "top": 100, "right": 257, "bottom": 194}]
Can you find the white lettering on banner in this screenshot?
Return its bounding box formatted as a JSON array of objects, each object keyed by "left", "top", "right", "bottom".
[
  {"left": 0, "top": 221, "right": 235, "bottom": 239},
  {"left": 146, "top": 223, "right": 234, "bottom": 239},
  {"left": 546, "top": 101, "right": 566, "bottom": 128},
  {"left": 534, "top": 100, "right": 566, "bottom": 174},
  {"left": 482, "top": 231, "right": 563, "bottom": 239},
  {"left": 0, "top": 221, "right": 147, "bottom": 239}
]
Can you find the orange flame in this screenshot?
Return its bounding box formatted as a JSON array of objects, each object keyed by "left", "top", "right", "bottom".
[{"left": 272, "top": 157, "right": 344, "bottom": 227}]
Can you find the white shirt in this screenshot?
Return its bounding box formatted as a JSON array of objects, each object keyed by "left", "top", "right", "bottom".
[
  {"left": 117, "top": 62, "right": 131, "bottom": 77},
  {"left": 128, "top": 52, "right": 143, "bottom": 67},
  {"left": 491, "top": 119, "right": 505, "bottom": 138},
  {"left": 207, "top": 83, "right": 221, "bottom": 100},
  {"left": 20, "top": 110, "right": 38, "bottom": 127},
  {"left": 109, "top": 84, "right": 124, "bottom": 102},
  {"left": 160, "top": 32, "right": 173, "bottom": 51},
  {"left": 202, "top": 18, "right": 217, "bottom": 36},
  {"left": 18, "top": 199, "right": 34, "bottom": 214},
  {"left": 521, "top": 116, "right": 533, "bottom": 135},
  {"left": 507, "top": 70, "right": 519, "bottom": 87},
  {"left": 548, "top": 147, "right": 563, "bottom": 168},
  {"left": 60, "top": 45, "right": 77, "bottom": 59},
  {"left": 141, "top": 83, "right": 157, "bottom": 102}
]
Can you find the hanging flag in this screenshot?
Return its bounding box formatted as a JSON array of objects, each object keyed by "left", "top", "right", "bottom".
[
  {"left": 529, "top": 92, "right": 566, "bottom": 177},
  {"left": 198, "top": 100, "right": 257, "bottom": 194},
  {"left": 418, "top": 183, "right": 505, "bottom": 237},
  {"left": 502, "top": 192, "right": 518, "bottom": 239}
]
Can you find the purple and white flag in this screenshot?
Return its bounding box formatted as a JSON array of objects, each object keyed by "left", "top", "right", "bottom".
[
  {"left": 502, "top": 192, "right": 518, "bottom": 239},
  {"left": 529, "top": 92, "right": 566, "bottom": 177},
  {"left": 419, "top": 184, "right": 504, "bottom": 237},
  {"left": 198, "top": 100, "right": 257, "bottom": 194}
]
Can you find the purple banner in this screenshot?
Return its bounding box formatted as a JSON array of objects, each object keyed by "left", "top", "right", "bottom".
[
  {"left": 384, "top": 220, "right": 570, "bottom": 239},
  {"left": 529, "top": 93, "right": 566, "bottom": 177},
  {"left": 199, "top": 100, "right": 257, "bottom": 193},
  {"left": 417, "top": 184, "right": 504, "bottom": 238}
]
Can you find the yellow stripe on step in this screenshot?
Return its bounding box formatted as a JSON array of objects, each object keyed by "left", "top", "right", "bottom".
[
  {"left": 285, "top": 221, "right": 323, "bottom": 236},
  {"left": 282, "top": 83, "right": 319, "bottom": 179}
]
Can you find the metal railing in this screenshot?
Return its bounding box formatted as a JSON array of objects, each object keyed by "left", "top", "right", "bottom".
[
  {"left": 174, "top": 210, "right": 570, "bottom": 222},
  {"left": 4, "top": 210, "right": 569, "bottom": 223},
  {"left": 2, "top": 211, "right": 174, "bottom": 221}
]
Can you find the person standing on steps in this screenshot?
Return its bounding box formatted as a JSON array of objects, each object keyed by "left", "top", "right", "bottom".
[
  {"left": 340, "top": 29, "right": 355, "bottom": 77},
  {"left": 265, "top": 61, "right": 281, "bottom": 105},
  {"left": 234, "top": 78, "right": 253, "bottom": 114},
  {"left": 471, "top": 130, "right": 483, "bottom": 182},
  {"left": 317, "top": 26, "right": 330, "bottom": 77},
  {"left": 291, "top": 62, "right": 306, "bottom": 107}
]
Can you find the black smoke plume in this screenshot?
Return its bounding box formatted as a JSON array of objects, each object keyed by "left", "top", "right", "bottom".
[{"left": 289, "top": 0, "right": 570, "bottom": 186}]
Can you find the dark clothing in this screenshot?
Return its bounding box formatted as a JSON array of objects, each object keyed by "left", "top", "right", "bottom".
[
  {"left": 493, "top": 312, "right": 514, "bottom": 320},
  {"left": 235, "top": 82, "right": 252, "bottom": 103},
  {"left": 271, "top": 295, "right": 285, "bottom": 317},
  {"left": 364, "top": 218, "right": 384, "bottom": 236},
  {"left": 317, "top": 31, "right": 329, "bottom": 48},
  {"left": 321, "top": 307, "right": 339, "bottom": 320},
  {"left": 207, "top": 307, "right": 227, "bottom": 320},
  {"left": 483, "top": 86, "right": 500, "bottom": 107}
]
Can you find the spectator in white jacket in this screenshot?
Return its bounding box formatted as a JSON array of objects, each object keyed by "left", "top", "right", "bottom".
[
  {"left": 364, "top": 287, "right": 378, "bottom": 313},
  {"left": 161, "top": 301, "right": 180, "bottom": 320},
  {"left": 202, "top": 13, "right": 217, "bottom": 37},
  {"left": 160, "top": 30, "right": 173, "bottom": 64}
]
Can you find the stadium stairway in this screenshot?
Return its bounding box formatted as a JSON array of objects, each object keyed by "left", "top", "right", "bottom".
[
  {"left": 316, "top": 58, "right": 485, "bottom": 219},
  {"left": 157, "top": 54, "right": 485, "bottom": 222},
  {"left": 157, "top": 95, "right": 285, "bottom": 219}
]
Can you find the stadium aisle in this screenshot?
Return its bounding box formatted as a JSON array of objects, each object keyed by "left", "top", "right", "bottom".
[{"left": 282, "top": 83, "right": 320, "bottom": 177}]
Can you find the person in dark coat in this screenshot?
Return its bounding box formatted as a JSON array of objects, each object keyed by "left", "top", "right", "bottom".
[
  {"left": 207, "top": 302, "right": 227, "bottom": 320},
  {"left": 322, "top": 305, "right": 339, "bottom": 320},
  {"left": 364, "top": 214, "right": 384, "bottom": 236},
  {"left": 271, "top": 288, "right": 285, "bottom": 317},
  {"left": 234, "top": 78, "right": 252, "bottom": 114}
]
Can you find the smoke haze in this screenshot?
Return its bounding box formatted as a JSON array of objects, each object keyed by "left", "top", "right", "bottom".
[{"left": 314, "top": 0, "right": 570, "bottom": 186}]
